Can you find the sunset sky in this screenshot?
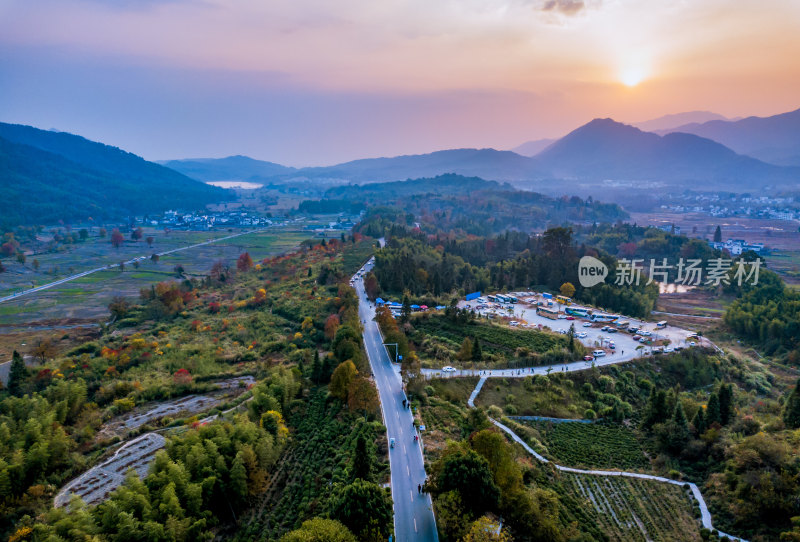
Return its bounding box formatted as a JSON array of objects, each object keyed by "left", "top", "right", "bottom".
[{"left": 1, "top": 0, "right": 799, "bottom": 166}]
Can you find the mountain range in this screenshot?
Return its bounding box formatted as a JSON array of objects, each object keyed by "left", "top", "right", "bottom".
[
  {"left": 160, "top": 155, "right": 296, "bottom": 182},
  {"left": 0, "top": 122, "right": 228, "bottom": 228},
  {"left": 656, "top": 108, "right": 800, "bottom": 166}
]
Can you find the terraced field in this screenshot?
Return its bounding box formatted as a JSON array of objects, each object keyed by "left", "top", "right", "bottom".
[
  {"left": 559, "top": 472, "right": 702, "bottom": 542},
  {"left": 520, "top": 420, "right": 649, "bottom": 470}
]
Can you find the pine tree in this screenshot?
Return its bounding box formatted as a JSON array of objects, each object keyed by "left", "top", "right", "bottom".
[
  {"left": 401, "top": 295, "right": 412, "bottom": 324},
  {"left": 351, "top": 434, "right": 372, "bottom": 481},
  {"left": 719, "top": 383, "right": 734, "bottom": 425},
  {"left": 713, "top": 225, "right": 722, "bottom": 243},
  {"left": 311, "top": 350, "right": 322, "bottom": 383},
  {"left": 692, "top": 406, "right": 706, "bottom": 435},
  {"left": 707, "top": 392, "right": 721, "bottom": 425},
  {"left": 472, "top": 337, "right": 483, "bottom": 361},
  {"left": 642, "top": 388, "right": 668, "bottom": 430},
  {"left": 322, "top": 354, "right": 338, "bottom": 383},
  {"left": 8, "top": 350, "right": 26, "bottom": 397},
  {"left": 784, "top": 378, "right": 800, "bottom": 429}
]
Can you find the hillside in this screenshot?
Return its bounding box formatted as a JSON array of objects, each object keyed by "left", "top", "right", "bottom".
[
  {"left": 160, "top": 155, "right": 296, "bottom": 182},
  {"left": 323, "top": 173, "right": 508, "bottom": 200},
  {"left": 633, "top": 111, "right": 729, "bottom": 133},
  {"left": 657, "top": 107, "right": 800, "bottom": 166},
  {"left": 533, "top": 118, "right": 800, "bottom": 188},
  {"left": 510, "top": 138, "right": 558, "bottom": 157},
  {"left": 0, "top": 125, "right": 228, "bottom": 228}
]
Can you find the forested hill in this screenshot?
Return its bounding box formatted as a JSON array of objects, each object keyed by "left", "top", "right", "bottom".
[
  {"left": 324, "top": 173, "right": 508, "bottom": 199},
  {"left": 0, "top": 123, "right": 228, "bottom": 228}
]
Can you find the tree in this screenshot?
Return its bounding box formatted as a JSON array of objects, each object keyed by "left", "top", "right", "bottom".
[
  {"left": 110, "top": 228, "right": 124, "bottom": 248},
  {"left": 401, "top": 295, "right": 412, "bottom": 324},
  {"left": 560, "top": 282, "right": 576, "bottom": 298},
  {"left": 692, "top": 406, "right": 706, "bottom": 435},
  {"left": 32, "top": 259, "right": 40, "bottom": 271},
  {"left": 457, "top": 337, "right": 474, "bottom": 362},
  {"left": 784, "top": 378, "right": 800, "bottom": 429},
  {"left": 311, "top": 350, "right": 322, "bottom": 383},
  {"left": 79, "top": 228, "right": 89, "bottom": 241},
  {"left": 330, "top": 361, "right": 358, "bottom": 401},
  {"left": 131, "top": 227, "right": 143, "bottom": 241},
  {"left": 16, "top": 252, "right": 25, "bottom": 265},
  {"left": 713, "top": 225, "right": 722, "bottom": 243},
  {"left": 330, "top": 479, "right": 393, "bottom": 541},
  {"left": 7, "top": 350, "right": 26, "bottom": 396},
  {"left": 642, "top": 388, "right": 668, "bottom": 430},
  {"left": 32, "top": 339, "right": 56, "bottom": 363},
  {"left": 348, "top": 377, "right": 379, "bottom": 416},
  {"left": 437, "top": 449, "right": 500, "bottom": 517},
  {"left": 435, "top": 491, "right": 471, "bottom": 542},
  {"left": 325, "top": 314, "right": 341, "bottom": 340},
  {"left": 281, "top": 518, "right": 356, "bottom": 542},
  {"left": 719, "top": 383, "right": 734, "bottom": 425},
  {"left": 472, "top": 337, "right": 483, "bottom": 362},
  {"left": 146, "top": 236, "right": 155, "bottom": 247},
  {"left": 237, "top": 252, "right": 254, "bottom": 272},
  {"left": 363, "top": 272, "right": 380, "bottom": 301},
  {"left": 108, "top": 296, "right": 130, "bottom": 320},
  {"left": 151, "top": 253, "right": 160, "bottom": 263},
  {"left": 351, "top": 434, "right": 372, "bottom": 481},
  {"left": 98, "top": 227, "right": 107, "bottom": 238},
  {"left": 707, "top": 392, "right": 721, "bottom": 426},
  {"left": 464, "top": 516, "right": 512, "bottom": 542}
]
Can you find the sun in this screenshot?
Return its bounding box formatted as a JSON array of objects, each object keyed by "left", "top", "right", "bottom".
[{"left": 619, "top": 65, "right": 647, "bottom": 87}]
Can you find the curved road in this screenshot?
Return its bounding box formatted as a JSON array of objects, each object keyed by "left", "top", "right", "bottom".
[{"left": 353, "top": 261, "right": 438, "bottom": 542}]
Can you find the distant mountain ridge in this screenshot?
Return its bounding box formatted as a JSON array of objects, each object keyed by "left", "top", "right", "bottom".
[
  {"left": 0, "top": 122, "right": 228, "bottom": 228},
  {"left": 633, "top": 111, "right": 729, "bottom": 133},
  {"left": 510, "top": 138, "right": 558, "bottom": 157},
  {"left": 535, "top": 118, "right": 798, "bottom": 188},
  {"left": 657, "top": 107, "right": 800, "bottom": 166},
  {"left": 161, "top": 155, "right": 296, "bottom": 182}
]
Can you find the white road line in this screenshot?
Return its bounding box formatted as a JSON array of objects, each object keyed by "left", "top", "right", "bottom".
[
  {"left": 414, "top": 518, "right": 418, "bottom": 532},
  {"left": 407, "top": 465, "right": 410, "bottom": 476},
  {"left": 410, "top": 490, "right": 413, "bottom": 502}
]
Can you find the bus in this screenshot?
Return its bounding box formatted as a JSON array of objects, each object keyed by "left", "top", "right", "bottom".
[
  {"left": 616, "top": 320, "right": 630, "bottom": 329},
  {"left": 496, "top": 294, "right": 511, "bottom": 303},
  {"left": 507, "top": 295, "right": 518, "bottom": 304},
  {"left": 536, "top": 306, "right": 560, "bottom": 320},
  {"left": 590, "top": 313, "right": 618, "bottom": 323},
  {"left": 565, "top": 306, "right": 591, "bottom": 318},
  {"left": 556, "top": 295, "right": 572, "bottom": 306},
  {"left": 656, "top": 320, "right": 668, "bottom": 329},
  {"left": 487, "top": 295, "right": 498, "bottom": 302}
]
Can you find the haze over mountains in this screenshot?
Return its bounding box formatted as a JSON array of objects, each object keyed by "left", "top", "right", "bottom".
[{"left": 167, "top": 112, "right": 800, "bottom": 191}]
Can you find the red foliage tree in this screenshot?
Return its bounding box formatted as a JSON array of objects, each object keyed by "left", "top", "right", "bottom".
[
  {"left": 324, "top": 314, "right": 341, "bottom": 339},
  {"left": 110, "top": 228, "right": 125, "bottom": 248},
  {"left": 131, "top": 227, "right": 143, "bottom": 241},
  {"left": 173, "top": 368, "right": 193, "bottom": 386},
  {"left": 237, "top": 252, "right": 254, "bottom": 272}
]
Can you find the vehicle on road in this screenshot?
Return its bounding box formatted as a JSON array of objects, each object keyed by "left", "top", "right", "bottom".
[
  {"left": 688, "top": 341, "right": 697, "bottom": 346},
  {"left": 390, "top": 438, "right": 395, "bottom": 448},
  {"left": 583, "top": 322, "right": 592, "bottom": 327},
  {"left": 557, "top": 314, "right": 567, "bottom": 319},
  {"left": 576, "top": 332, "right": 588, "bottom": 338},
  {"left": 583, "top": 355, "right": 594, "bottom": 361},
  {"left": 442, "top": 366, "right": 457, "bottom": 372},
  {"left": 565, "top": 316, "right": 575, "bottom": 320},
  {"left": 601, "top": 326, "right": 609, "bottom": 331},
  {"left": 640, "top": 330, "right": 652, "bottom": 337},
  {"left": 607, "top": 328, "right": 617, "bottom": 333},
  {"left": 593, "top": 349, "right": 606, "bottom": 357},
  {"left": 632, "top": 335, "right": 641, "bottom": 341},
  {"left": 608, "top": 342, "right": 616, "bottom": 349}
]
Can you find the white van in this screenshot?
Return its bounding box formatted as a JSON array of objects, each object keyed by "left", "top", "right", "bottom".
[{"left": 592, "top": 349, "right": 606, "bottom": 357}]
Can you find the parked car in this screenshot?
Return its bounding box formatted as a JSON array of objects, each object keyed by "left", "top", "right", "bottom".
[
  {"left": 583, "top": 322, "right": 592, "bottom": 327},
  {"left": 593, "top": 349, "right": 606, "bottom": 357},
  {"left": 640, "top": 330, "right": 652, "bottom": 337},
  {"left": 663, "top": 347, "right": 674, "bottom": 353},
  {"left": 577, "top": 332, "right": 588, "bottom": 338},
  {"left": 442, "top": 366, "right": 457, "bottom": 372},
  {"left": 607, "top": 328, "right": 617, "bottom": 333},
  {"left": 583, "top": 355, "right": 594, "bottom": 361},
  {"left": 601, "top": 326, "right": 610, "bottom": 331},
  {"left": 566, "top": 316, "right": 575, "bottom": 320},
  {"left": 557, "top": 314, "right": 567, "bottom": 319},
  {"left": 608, "top": 342, "right": 616, "bottom": 349},
  {"left": 632, "top": 335, "right": 642, "bottom": 341}
]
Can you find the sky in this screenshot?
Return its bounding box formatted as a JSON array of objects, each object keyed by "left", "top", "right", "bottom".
[{"left": 1, "top": 0, "right": 799, "bottom": 166}]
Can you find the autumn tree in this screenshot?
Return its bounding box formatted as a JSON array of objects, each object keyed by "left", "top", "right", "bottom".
[
  {"left": 32, "top": 339, "right": 56, "bottom": 363},
  {"left": 363, "top": 272, "right": 380, "bottom": 301},
  {"left": 110, "top": 228, "right": 124, "bottom": 248},
  {"left": 32, "top": 259, "right": 40, "bottom": 271},
  {"left": 237, "top": 252, "right": 254, "bottom": 272},
  {"left": 108, "top": 296, "right": 130, "bottom": 319},
  {"left": 560, "top": 282, "right": 576, "bottom": 298},
  {"left": 348, "top": 377, "right": 379, "bottom": 417},
  {"left": 464, "top": 516, "right": 511, "bottom": 542},
  {"left": 131, "top": 227, "right": 143, "bottom": 241},
  {"left": 330, "top": 360, "right": 358, "bottom": 401},
  {"left": 146, "top": 236, "right": 154, "bottom": 247},
  {"left": 457, "top": 337, "right": 474, "bottom": 361},
  {"left": 98, "top": 227, "right": 107, "bottom": 237},
  {"left": 325, "top": 314, "right": 341, "bottom": 340}
]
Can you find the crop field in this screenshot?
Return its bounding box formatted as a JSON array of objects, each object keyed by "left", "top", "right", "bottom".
[
  {"left": 556, "top": 472, "right": 702, "bottom": 542},
  {"left": 411, "top": 314, "right": 569, "bottom": 368},
  {"left": 474, "top": 375, "right": 592, "bottom": 418},
  {"left": 235, "top": 389, "right": 389, "bottom": 541},
  {"left": 0, "top": 227, "right": 310, "bottom": 324},
  {"left": 519, "top": 420, "right": 649, "bottom": 470}
]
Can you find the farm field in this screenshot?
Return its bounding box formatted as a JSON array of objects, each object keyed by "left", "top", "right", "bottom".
[
  {"left": 556, "top": 471, "right": 702, "bottom": 542},
  {"left": 410, "top": 313, "right": 571, "bottom": 369},
  {"left": 518, "top": 420, "right": 649, "bottom": 470},
  {"left": 233, "top": 389, "right": 389, "bottom": 541},
  {"left": 0, "top": 227, "right": 311, "bottom": 325}
]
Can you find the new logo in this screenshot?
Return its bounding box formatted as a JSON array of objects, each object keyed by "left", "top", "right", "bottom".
[{"left": 578, "top": 256, "right": 608, "bottom": 288}]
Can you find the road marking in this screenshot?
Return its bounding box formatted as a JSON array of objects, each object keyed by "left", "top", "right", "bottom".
[
  {"left": 407, "top": 465, "right": 410, "bottom": 476},
  {"left": 410, "top": 489, "right": 413, "bottom": 502},
  {"left": 414, "top": 518, "right": 418, "bottom": 532},
  {"left": 403, "top": 444, "right": 406, "bottom": 454}
]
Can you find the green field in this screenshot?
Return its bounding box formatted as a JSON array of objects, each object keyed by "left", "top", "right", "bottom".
[
  {"left": 518, "top": 420, "right": 649, "bottom": 470},
  {"left": 0, "top": 227, "right": 311, "bottom": 324}
]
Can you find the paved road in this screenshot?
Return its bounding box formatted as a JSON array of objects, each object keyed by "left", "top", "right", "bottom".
[
  {"left": 0, "top": 227, "right": 275, "bottom": 305},
  {"left": 353, "top": 260, "right": 438, "bottom": 542}
]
